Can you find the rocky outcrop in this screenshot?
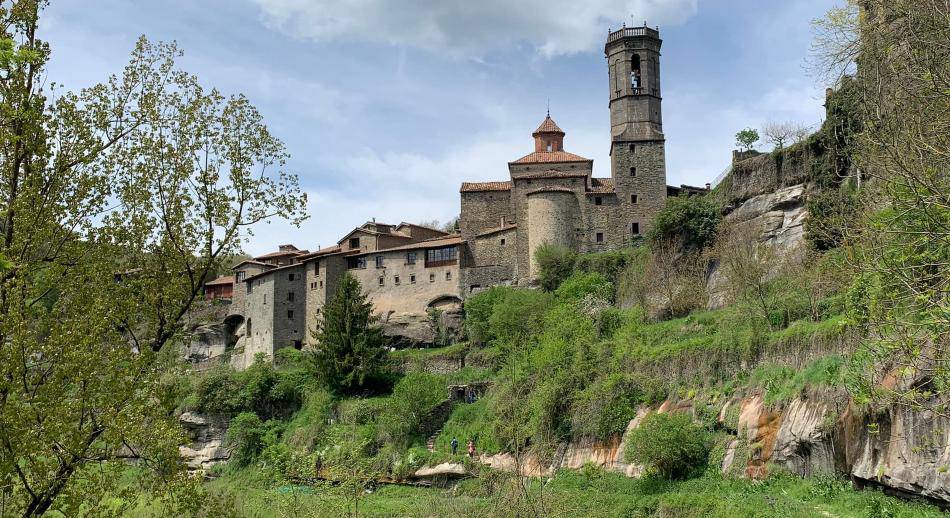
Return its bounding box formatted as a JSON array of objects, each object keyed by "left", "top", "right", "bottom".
[
  {"left": 178, "top": 412, "right": 230, "bottom": 473},
  {"left": 379, "top": 308, "right": 464, "bottom": 348}
]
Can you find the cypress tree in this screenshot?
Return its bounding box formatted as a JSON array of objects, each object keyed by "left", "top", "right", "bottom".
[{"left": 309, "top": 273, "right": 388, "bottom": 392}]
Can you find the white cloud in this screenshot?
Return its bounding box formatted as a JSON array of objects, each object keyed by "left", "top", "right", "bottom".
[{"left": 251, "top": 0, "right": 700, "bottom": 57}]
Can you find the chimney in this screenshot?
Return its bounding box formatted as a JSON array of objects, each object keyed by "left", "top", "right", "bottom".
[{"left": 705, "top": 183, "right": 711, "bottom": 190}]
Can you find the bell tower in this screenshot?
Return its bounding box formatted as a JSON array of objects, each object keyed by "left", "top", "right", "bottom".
[{"left": 605, "top": 24, "right": 667, "bottom": 240}]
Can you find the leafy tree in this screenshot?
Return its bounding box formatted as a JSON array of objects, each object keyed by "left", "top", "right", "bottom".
[
  {"left": 735, "top": 127, "right": 760, "bottom": 151},
  {"left": 0, "top": 3, "right": 306, "bottom": 514},
  {"left": 534, "top": 244, "right": 577, "bottom": 291},
  {"left": 554, "top": 272, "right": 613, "bottom": 302},
  {"left": 376, "top": 372, "right": 446, "bottom": 447},
  {"left": 226, "top": 412, "right": 267, "bottom": 467},
  {"left": 647, "top": 194, "right": 722, "bottom": 251},
  {"left": 625, "top": 412, "right": 709, "bottom": 480},
  {"left": 463, "top": 286, "right": 513, "bottom": 345},
  {"left": 309, "top": 273, "right": 389, "bottom": 393}
]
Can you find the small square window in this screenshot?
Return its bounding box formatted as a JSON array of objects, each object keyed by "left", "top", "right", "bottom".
[
  {"left": 631, "top": 194, "right": 638, "bottom": 204},
  {"left": 410, "top": 274, "right": 416, "bottom": 284},
  {"left": 394, "top": 276, "right": 401, "bottom": 285},
  {"left": 287, "top": 310, "right": 294, "bottom": 319},
  {"left": 629, "top": 167, "right": 637, "bottom": 177},
  {"left": 319, "top": 280, "right": 324, "bottom": 288},
  {"left": 375, "top": 256, "right": 384, "bottom": 268},
  {"left": 287, "top": 292, "right": 295, "bottom": 302},
  {"left": 378, "top": 277, "right": 384, "bottom": 286},
  {"left": 594, "top": 197, "right": 602, "bottom": 206},
  {"left": 406, "top": 252, "right": 417, "bottom": 265},
  {"left": 429, "top": 273, "right": 436, "bottom": 283},
  {"left": 596, "top": 232, "right": 604, "bottom": 243},
  {"left": 288, "top": 273, "right": 295, "bottom": 281},
  {"left": 313, "top": 262, "right": 320, "bottom": 275},
  {"left": 629, "top": 144, "right": 636, "bottom": 153},
  {"left": 632, "top": 222, "right": 640, "bottom": 235},
  {"left": 445, "top": 271, "right": 452, "bottom": 281},
  {"left": 500, "top": 238, "right": 506, "bottom": 245},
  {"left": 310, "top": 282, "right": 317, "bottom": 290},
  {"left": 236, "top": 271, "right": 246, "bottom": 282},
  {"left": 349, "top": 237, "right": 360, "bottom": 249}
]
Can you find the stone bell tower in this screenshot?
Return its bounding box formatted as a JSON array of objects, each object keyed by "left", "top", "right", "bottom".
[{"left": 605, "top": 24, "right": 668, "bottom": 240}]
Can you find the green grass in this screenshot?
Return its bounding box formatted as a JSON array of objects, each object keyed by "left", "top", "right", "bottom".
[
  {"left": 390, "top": 342, "right": 470, "bottom": 362},
  {"left": 181, "top": 465, "right": 945, "bottom": 517},
  {"left": 433, "top": 399, "right": 501, "bottom": 455}
]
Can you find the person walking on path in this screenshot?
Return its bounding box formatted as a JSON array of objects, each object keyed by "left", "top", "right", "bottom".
[
  {"left": 467, "top": 439, "right": 476, "bottom": 458},
  {"left": 451, "top": 437, "right": 459, "bottom": 455}
]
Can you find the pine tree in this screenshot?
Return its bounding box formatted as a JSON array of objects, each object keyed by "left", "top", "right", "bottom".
[{"left": 310, "top": 273, "right": 389, "bottom": 392}]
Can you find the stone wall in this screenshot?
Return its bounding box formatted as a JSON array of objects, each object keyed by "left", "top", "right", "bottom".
[
  {"left": 526, "top": 189, "right": 579, "bottom": 278},
  {"left": 303, "top": 254, "right": 346, "bottom": 346},
  {"left": 348, "top": 247, "right": 461, "bottom": 317},
  {"left": 610, "top": 140, "right": 667, "bottom": 240},
  {"left": 460, "top": 190, "right": 511, "bottom": 243}
]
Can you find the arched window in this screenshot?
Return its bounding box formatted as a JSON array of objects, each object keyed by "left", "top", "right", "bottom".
[{"left": 630, "top": 54, "right": 641, "bottom": 90}]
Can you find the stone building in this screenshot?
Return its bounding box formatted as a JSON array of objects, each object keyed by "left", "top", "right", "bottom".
[
  {"left": 459, "top": 26, "right": 680, "bottom": 291},
  {"left": 209, "top": 25, "right": 711, "bottom": 369}
]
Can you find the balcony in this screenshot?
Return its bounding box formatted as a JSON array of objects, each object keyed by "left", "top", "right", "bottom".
[{"left": 607, "top": 26, "right": 659, "bottom": 44}]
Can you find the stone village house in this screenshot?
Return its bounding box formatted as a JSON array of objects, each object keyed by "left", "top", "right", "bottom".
[{"left": 207, "top": 26, "right": 710, "bottom": 368}]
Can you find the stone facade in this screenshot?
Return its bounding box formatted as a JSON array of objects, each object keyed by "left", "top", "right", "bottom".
[{"left": 456, "top": 25, "right": 679, "bottom": 291}]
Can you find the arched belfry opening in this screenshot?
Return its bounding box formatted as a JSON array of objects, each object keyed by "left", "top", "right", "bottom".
[{"left": 631, "top": 54, "right": 641, "bottom": 90}]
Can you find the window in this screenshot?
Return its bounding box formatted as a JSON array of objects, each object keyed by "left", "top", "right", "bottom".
[
  {"left": 347, "top": 256, "right": 367, "bottom": 269},
  {"left": 287, "top": 292, "right": 295, "bottom": 302},
  {"left": 288, "top": 273, "right": 296, "bottom": 281},
  {"left": 246, "top": 318, "right": 252, "bottom": 336},
  {"left": 378, "top": 277, "right": 384, "bottom": 286},
  {"left": 631, "top": 54, "right": 641, "bottom": 90},
  {"left": 310, "top": 281, "right": 317, "bottom": 290},
  {"left": 313, "top": 262, "right": 320, "bottom": 275},
  {"left": 394, "top": 276, "right": 401, "bottom": 286},
  {"left": 410, "top": 274, "right": 416, "bottom": 284},
  {"left": 629, "top": 167, "right": 637, "bottom": 177},
  {"left": 425, "top": 246, "right": 458, "bottom": 267},
  {"left": 319, "top": 280, "right": 323, "bottom": 288},
  {"left": 632, "top": 222, "right": 640, "bottom": 235},
  {"left": 429, "top": 273, "right": 436, "bottom": 283},
  {"left": 628, "top": 144, "right": 636, "bottom": 153},
  {"left": 631, "top": 194, "right": 638, "bottom": 204},
  {"left": 596, "top": 232, "right": 604, "bottom": 243},
  {"left": 293, "top": 340, "right": 303, "bottom": 350},
  {"left": 236, "top": 271, "right": 246, "bottom": 282},
  {"left": 546, "top": 142, "right": 552, "bottom": 152},
  {"left": 594, "top": 197, "right": 603, "bottom": 206},
  {"left": 375, "top": 255, "right": 384, "bottom": 268},
  {"left": 445, "top": 271, "right": 452, "bottom": 281},
  {"left": 500, "top": 238, "right": 506, "bottom": 245},
  {"left": 406, "top": 252, "right": 417, "bottom": 265},
  {"left": 349, "top": 237, "right": 360, "bottom": 249},
  {"left": 263, "top": 294, "right": 267, "bottom": 304},
  {"left": 287, "top": 310, "right": 294, "bottom": 319}
]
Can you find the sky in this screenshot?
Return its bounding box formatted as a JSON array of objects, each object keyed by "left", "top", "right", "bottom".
[{"left": 42, "top": 0, "right": 840, "bottom": 255}]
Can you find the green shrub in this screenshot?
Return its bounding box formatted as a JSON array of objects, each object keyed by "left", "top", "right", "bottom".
[
  {"left": 570, "top": 373, "right": 644, "bottom": 440},
  {"left": 227, "top": 412, "right": 267, "bottom": 467},
  {"left": 575, "top": 248, "right": 638, "bottom": 280},
  {"left": 554, "top": 272, "right": 613, "bottom": 302},
  {"left": 376, "top": 373, "right": 447, "bottom": 447},
  {"left": 534, "top": 244, "right": 577, "bottom": 291},
  {"left": 647, "top": 194, "right": 722, "bottom": 251},
  {"left": 195, "top": 367, "right": 247, "bottom": 417},
  {"left": 486, "top": 289, "right": 554, "bottom": 347},
  {"left": 463, "top": 286, "right": 514, "bottom": 345},
  {"left": 625, "top": 412, "right": 709, "bottom": 480}
]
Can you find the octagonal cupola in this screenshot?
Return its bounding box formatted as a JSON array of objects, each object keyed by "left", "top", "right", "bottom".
[{"left": 532, "top": 113, "right": 565, "bottom": 153}]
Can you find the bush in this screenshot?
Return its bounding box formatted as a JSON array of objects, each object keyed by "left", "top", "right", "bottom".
[
  {"left": 463, "top": 286, "right": 514, "bottom": 345},
  {"left": 647, "top": 194, "right": 722, "bottom": 251},
  {"left": 570, "top": 373, "right": 644, "bottom": 440},
  {"left": 534, "top": 244, "right": 577, "bottom": 291},
  {"left": 625, "top": 412, "right": 709, "bottom": 480},
  {"left": 554, "top": 272, "right": 613, "bottom": 302},
  {"left": 486, "top": 289, "right": 554, "bottom": 347},
  {"left": 376, "top": 373, "right": 447, "bottom": 447},
  {"left": 226, "top": 412, "right": 267, "bottom": 467}
]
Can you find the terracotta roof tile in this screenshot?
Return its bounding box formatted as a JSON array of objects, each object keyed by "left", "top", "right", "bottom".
[
  {"left": 533, "top": 115, "right": 564, "bottom": 135},
  {"left": 587, "top": 178, "right": 615, "bottom": 194},
  {"left": 476, "top": 223, "right": 517, "bottom": 238},
  {"left": 356, "top": 235, "right": 464, "bottom": 255},
  {"left": 253, "top": 248, "right": 308, "bottom": 260},
  {"left": 514, "top": 169, "right": 589, "bottom": 180},
  {"left": 460, "top": 181, "right": 512, "bottom": 193},
  {"left": 525, "top": 186, "right": 577, "bottom": 196},
  {"left": 510, "top": 150, "right": 591, "bottom": 164},
  {"left": 204, "top": 275, "right": 234, "bottom": 286}
]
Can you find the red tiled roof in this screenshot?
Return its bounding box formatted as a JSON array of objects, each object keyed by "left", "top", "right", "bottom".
[
  {"left": 587, "top": 177, "right": 615, "bottom": 194},
  {"left": 533, "top": 115, "right": 564, "bottom": 135},
  {"left": 243, "top": 261, "right": 307, "bottom": 282},
  {"left": 460, "top": 181, "right": 512, "bottom": 193},
  {"left": 525, "top": 186, "right": 577, "bottom": 196},
  {"left": 476, "top": 223, "right": 517, "bottom": 238},
  {"left": 514, "top": 169, "right": 589, "bottom": 180},
  {"left": 510, "top": 150, "right": 591, "bottom": 164},
  {"left": 231, "top": 259, "right": 273, "bottom": 269},
  {"left": 297, "top": 245, "right": 344, "bottom": 262},
  {"left": 356, "top": 235, "right": 464, "bottom": 255},
  {"left": 254, "top": 248, "right": 308, "bottom": 260},
  {"left": 204, "top": 275, "right": 234, "bottom": 286}
]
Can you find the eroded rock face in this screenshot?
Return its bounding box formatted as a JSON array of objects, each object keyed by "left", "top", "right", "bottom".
[
  {"left": 178, "top": 412, "right": 230, "bottom": 473},
  {"left": 379, "top": 308, "right": 464, "bottom": 348}
]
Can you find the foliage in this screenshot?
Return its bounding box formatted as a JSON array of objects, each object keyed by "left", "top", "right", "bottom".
[
  {"left": 735, "top": 127, "right": 760, "bottom": 151},
  {"left": 647, "top": 194, "right": 722, "bottom": 251},
  {"left": 226, "top": 412, "right": 268, "bottom": 467},
  {"left": 463, "top": 286, "right": 514, "bottom": 345},
  {"left": 570, "top": 373, "right": 648, "bottom": 440},
  {"left": 309, "top": 273, "right": 390, "bottom": 394},
  {"left": 193, "top": 358, "right": 304, "bottom": 420},
  {"left": 434, "top": 399, "right": 501, "bottom": 455},
  {"left": 625, "top": 412, "right": 710, "bottom": 480},
  {"left": 554, "top": 271, "right": 613, "bottom": 303},
  {"left": 534, "top": 244, "right": 577, "bottom": 291},
  {"left": 376, "top": 372, "right": 447, "bottom": 448},
  {"left": 0, "top": 3, "right": 306, "bottom": 511},
  {"left": 574, "top": 248, "right": 639, "bottom": 281}
]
